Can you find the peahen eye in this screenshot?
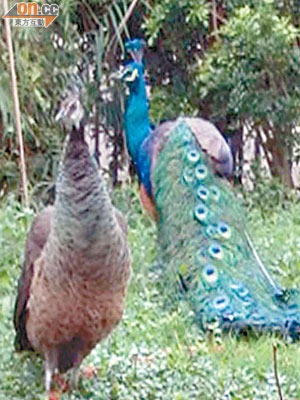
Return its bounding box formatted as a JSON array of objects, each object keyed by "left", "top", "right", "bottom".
[
  {"left": 195, "top": 164, "right": 208, "bottom": 180},
  {"left": 203, "top": 263, "right": 218, "bottom": 283},
  {"left": 208, "top": 242, "right": 223, "bottom": 259},
  {"left": 194, "top": 203, "right": 208, "bottom": 222},
  {"left": 186, "top": 149, "right": 200, "bottom": 164},
  {"left": 197, "top": 185, "right": 209, "bottom": 201}
]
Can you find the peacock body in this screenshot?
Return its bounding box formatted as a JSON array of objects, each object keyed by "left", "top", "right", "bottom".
[
  {"left": 14, "top": 121, "right": 131, "bottom": 394},
  {"left": 122, "top": 39, "right": 300, "bottom": 339}
]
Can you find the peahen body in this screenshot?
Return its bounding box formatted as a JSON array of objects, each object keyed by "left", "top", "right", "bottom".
[
  {"left": 122, "top": 39, "right": 300, "bottom": 339},
  {"left": 14, "top": 121, "right": 131, "bottom": 396}
]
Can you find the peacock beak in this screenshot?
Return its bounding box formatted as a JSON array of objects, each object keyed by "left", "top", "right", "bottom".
[
  {"left": 114, "top": 65, "right": 139, "bottom": 83},
  {"left": 124, "top": 68, "right": 139, "bottom": 82}
]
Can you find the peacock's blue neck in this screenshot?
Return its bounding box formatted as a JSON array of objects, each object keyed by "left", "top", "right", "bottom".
[
  {"left": 124, "top": 65, "right": 153, "bottom": 193},
  {"left": 124, "top": 76, "right": 151, "bottom": 163}
]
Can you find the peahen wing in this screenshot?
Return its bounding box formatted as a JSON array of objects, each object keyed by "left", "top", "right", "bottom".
[{"left": 14, "top": 206, "right": 53, "bottom": 351}]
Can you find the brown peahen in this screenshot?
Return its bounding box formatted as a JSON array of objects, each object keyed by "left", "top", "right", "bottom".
[
  {"left": 13, "top": 120, "right": 131, "bottom": 397},
  {"left": 121, "top": 38, "right": 300, "bottom": 340}
]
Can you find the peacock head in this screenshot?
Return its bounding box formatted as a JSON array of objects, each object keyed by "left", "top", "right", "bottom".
[
  {"left": 121, "top": 62, "right": 144, "bottom": 93},
  {"left": 120, "top": 38, "right": 146, "bottom": 94},
  {"left": 125, "top": 38, "right": 145, "bottom": 66}
]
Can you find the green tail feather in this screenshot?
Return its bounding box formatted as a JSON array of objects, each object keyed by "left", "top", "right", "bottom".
[{"left": 152, "top": 120, "right": 300, "bottom": 338}]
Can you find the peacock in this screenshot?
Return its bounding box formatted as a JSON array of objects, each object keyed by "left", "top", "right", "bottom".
[
  {"left": 14, "top": 118, "right": 131, "bottom": 398},
  {"left": 121, "top": 38, "right": 300, "bottom": 339}
]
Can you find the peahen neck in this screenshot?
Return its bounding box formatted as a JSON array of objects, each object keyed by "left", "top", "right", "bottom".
[
  {"left": 53, "top": 129, "right": 117, "bottom": 255},
  {"left": 124, "top": 64, "right": 152, "bottom": 172}
]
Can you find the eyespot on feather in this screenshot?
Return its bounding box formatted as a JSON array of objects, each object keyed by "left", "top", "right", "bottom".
[
  {"left": 186, "top": 149, "right": 200, "bottom": 164},
  {"left": 197, "top": 185, "right": 209, "bottom": 201},
  {"left": 208, "top": 243, "right": 223, "bottom": 260},
  {"left": 194, "top": 203, "right": 208, "bottom": 223},
  {"left": 195, "top": 164, "right": 208, "bottom": 180},
  {"left": 202, "top": 263, "right": 219, "bottom": 284}
]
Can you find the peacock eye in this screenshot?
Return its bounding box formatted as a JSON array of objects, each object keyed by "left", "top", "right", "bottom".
[
  {"left": 182, "top": 134, "right": 191, "bottom": 145},
  {"left": 196, "top": 247, "right": 207, "bottom": 264},
  {"left": 213, "top": 295, "right": 229, "bottom": 310},
  {"left": 197, "top": 185, "right": 209, "bottom": 201},
  {"left": 206, "top": 224, "right": 216, "bottom": 237},
  {"left": 208, "top": 242, "right": 223, "bottom": 259},
  {"left": 183, "top": 168, "right": 194, "bottom": 184},
  {"left": 202, "top": 263, "right": 218, "bottom": 283},
  {"left": 211, "top": 185, "right": 220, "bottom": 201},
  {"left": 218, "top": 222, "right": 231, "bottom": 239},
  {"left": 195, "top": 164, "right": 208, "bottom": 180},
  {"left": 186, "top": 149, "right": 200, "bottom": 164},
  {"left": 194, "top": 203, "right": 208, "bottom": 222},
  {"left": 231, "top": 283, "right": 249, "bottom": 299}
]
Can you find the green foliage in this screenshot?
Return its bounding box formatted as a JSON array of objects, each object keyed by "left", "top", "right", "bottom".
[
  {"left": 196, "top": 3, "right": 300, "bottom": 131},
  {"left": 0, "top": 0, "right": 134, "bottom": 198},
  {"left": 243, "top": 178, "right": 298, "bottom": 215},
  {"left": 0, "top": 196, "right": 34, "bottom": 298},
  {"left": 244, "top": 182, "right": 300, "bottom": 288},
  {"left": 141, "top": 0, "right": 210, "bottom": 124},
  {"left": 149, "top": 86, "right": 198, "bottom": 123},
  {"left": 1, "top": 187, "right": 300, "bottom": 399},
  {"left": 1, "top": 0, "right": 300, "bottom": 193},
  {"left": 143, "top": 0, "right": 210, "bottom": 46},
  {"left": 0, "top": 12, "right": 82, "bottom": 194},
  {"left": 141, "top": 0, "right": 300, "bottom": 186}
]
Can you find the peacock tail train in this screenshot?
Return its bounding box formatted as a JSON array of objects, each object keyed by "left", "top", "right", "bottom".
[
  {"left": 122, "top": 38, "right": 300, "bottom": 340},
  {"left": 151, "top": 119, "right": 300, "bottom": 338}
]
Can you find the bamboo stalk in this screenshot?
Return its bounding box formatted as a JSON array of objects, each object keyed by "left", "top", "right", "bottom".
[
  {"left": 106, "top": 0, "right": 140, "bottom": 54},
  {"left": 212, "top": 0, "right": 220, "bottom": 42},
  {"left": 3, "top": 0, "right": 29, "bottom": 207}
]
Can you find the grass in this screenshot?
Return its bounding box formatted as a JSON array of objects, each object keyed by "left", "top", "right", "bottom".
[{"left": 1, "top": 185, "right": 300, "bottom": 399}]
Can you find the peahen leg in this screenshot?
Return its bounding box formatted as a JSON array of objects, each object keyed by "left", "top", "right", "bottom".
[
  {"left": 44, "top": 348, "right": 58, "bottom": 393},
  {"left": 70, "top": 365, "right": 80, "bottom": 390}
]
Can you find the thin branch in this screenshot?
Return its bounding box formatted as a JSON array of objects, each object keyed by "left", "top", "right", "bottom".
[
  {"left": 273, "top": 344, "right": 284, "bottom": 400},
  {"left": 3, "top": 0, "right": 29, "bottom": 207},
  {"left": 94, "top": 101, "right": 100, "bottom": 166}
]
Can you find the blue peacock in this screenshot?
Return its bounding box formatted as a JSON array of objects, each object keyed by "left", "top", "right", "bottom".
[{"left": 121, "top": 38, "right": 300, "bottom": 339}]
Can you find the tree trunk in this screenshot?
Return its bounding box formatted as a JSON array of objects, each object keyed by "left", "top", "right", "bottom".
[
  {"left": 261, "top": 126, "right": 293, "bottom": 188},
  {"left": 228, "top": 127, "right": 243, "bottom": 185}
]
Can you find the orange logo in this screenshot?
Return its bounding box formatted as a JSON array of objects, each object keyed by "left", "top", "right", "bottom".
[{"left": 3, "top": 2, "right": 59, "bottom": 28}]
